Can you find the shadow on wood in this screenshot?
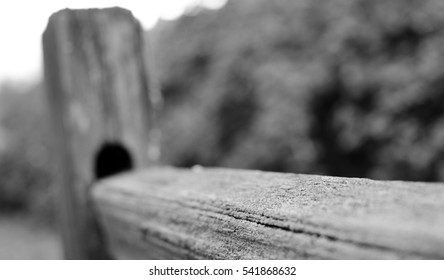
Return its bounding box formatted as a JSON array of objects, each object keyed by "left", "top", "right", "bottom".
[{"left": 95, "top": 143, "right": 133, "bottom": 179}]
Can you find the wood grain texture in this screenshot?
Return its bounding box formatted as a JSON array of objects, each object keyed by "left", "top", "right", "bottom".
[
  {"left": 43, "top": 8, "right": 157, "bottom": 259},
  {"left": 92, "top": 167, "right": 444, "bottom": 259}
]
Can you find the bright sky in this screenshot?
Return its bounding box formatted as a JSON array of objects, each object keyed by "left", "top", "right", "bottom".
[{"left": 0, "top": 0, "right": 226, "bottom": 84}]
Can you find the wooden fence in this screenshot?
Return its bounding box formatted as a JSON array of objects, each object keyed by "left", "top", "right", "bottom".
[{"left": 42, "top": 8, "right": 444, "bottom": 259}]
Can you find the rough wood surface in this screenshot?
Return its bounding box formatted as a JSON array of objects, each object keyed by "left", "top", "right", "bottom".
[
  {"left": 43, "top": 8, "right": 157, "bottom": 259},
  {"left": 92, "top": 167, "right": 444, "bottom": 259}
]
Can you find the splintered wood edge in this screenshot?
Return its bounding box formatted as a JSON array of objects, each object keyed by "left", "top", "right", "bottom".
[{"left": 91, "top": 167, "right": 444, "bottom": 259}]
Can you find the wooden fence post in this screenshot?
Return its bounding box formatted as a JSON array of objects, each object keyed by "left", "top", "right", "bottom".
[{"left": 42, "top": 8, "right": 159, "bottom": 259}]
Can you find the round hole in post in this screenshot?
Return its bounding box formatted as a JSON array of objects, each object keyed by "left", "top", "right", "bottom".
[{"left": 95, "top": 142, "right": 133, "bottom": 179}]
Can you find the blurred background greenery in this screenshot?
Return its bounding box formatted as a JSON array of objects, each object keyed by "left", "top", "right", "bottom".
[
  {"left": 2, "top": 0, "right": 444, "bottom": 226},
  {"left": 154, "top": 0, "right": 444, "bottom": 181},
  {"left": 0, "top": 82, "right": 54, "bottom": 221}
]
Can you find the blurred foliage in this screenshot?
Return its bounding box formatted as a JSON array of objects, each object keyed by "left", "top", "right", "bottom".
[
  {"left": 0, "top": 83, "right": 55, "bottom": 222},
  {"left": 152, "top": 0, "right": 444, "bottom": 181}
]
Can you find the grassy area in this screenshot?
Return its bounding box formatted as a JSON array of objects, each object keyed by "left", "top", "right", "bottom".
[{"left": 0, "top": 214, "right": 61, "bottom": 259}]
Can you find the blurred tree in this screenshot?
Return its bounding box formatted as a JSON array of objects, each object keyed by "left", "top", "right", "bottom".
[{"left": 151, "top": 0, "right": 444, "bottom": 181}]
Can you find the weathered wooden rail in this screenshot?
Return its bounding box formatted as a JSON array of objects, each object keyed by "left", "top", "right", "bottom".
[
  {"left": 43, "top": 8, "right": 444, "bottom": 259},
  {"left": 94, "top": 167, "right": 444, "bottom": 259}
]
